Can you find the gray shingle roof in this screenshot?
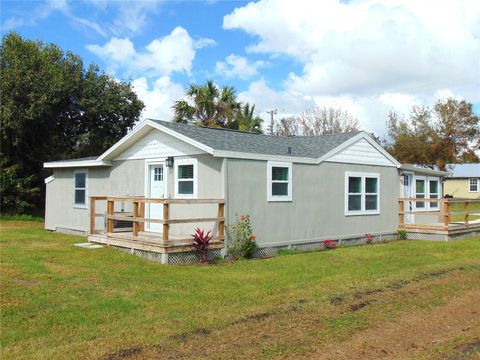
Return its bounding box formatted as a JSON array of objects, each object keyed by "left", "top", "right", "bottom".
[
  {"left": 446, "top": 164, "right": 480, "bottom": 178},
  {"left": 149, "top": 119, "right": 361, "bottom": 159}
]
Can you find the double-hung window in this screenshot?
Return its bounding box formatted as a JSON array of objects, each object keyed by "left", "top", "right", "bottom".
[
  {"left": 470, "top": 178, "right": 479, "bottom": 192},
  {"left": 345, "top": 172, "right": 380, "bottom": 215},
  {"left": 267, "top": 161, "right": 292, "bottom": 201},
  {"left": 175, "top": 159, "right": 197, "bottom": 198},
  {"left": 73, "top": 170, "right": 88, "bottom": 208}
]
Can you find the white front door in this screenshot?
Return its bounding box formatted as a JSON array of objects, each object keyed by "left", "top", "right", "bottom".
[
  {"left": 148, "top": 165, "right": 165, "bottom": 232},
  {"left": 403, "top": 174, "right": 414, "bottom": 224}
]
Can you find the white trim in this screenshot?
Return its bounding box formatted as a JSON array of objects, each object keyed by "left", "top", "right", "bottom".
[
  {"left": 322, "top": 132, "right": 400, "bottom": 167},
  {"left": 344, "top": 172, "right": 380, "bottom": 216},
  {"left": 469, "top": 178, "right": 479, "bottom": 192},
  {"left": 73, "top": 169, "right": 88, "bottom": 209},
  {"left": 44, "top": 175, "right": 55, "bottom": 184},
  {"left": 44, "top": 159, "right": 111, "bottom": 168},
  {"left": 267, "top": 161, "right": 293, "bottom": 202},
  {"left": 214, "top": 150, "right": 316, "bottom": 164},
  {"left": 144, "top": 158, "right": 169, "bottom": 199},
  {"left": 427, "top": 177, "right": 440, "bottom": 211},
  {"left": 174, "top": 158, "right": 198, "bottom": 199},
  {"left": 413, "top": 176, "right": 427, "bottom": 211}
]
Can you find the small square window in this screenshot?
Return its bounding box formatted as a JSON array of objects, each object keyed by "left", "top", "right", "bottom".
[{"left": 267, "top": 162, "right": 292, "bottom": 201}]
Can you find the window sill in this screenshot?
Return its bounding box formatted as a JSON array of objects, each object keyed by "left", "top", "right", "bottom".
[
  {"left": 268, "top": 197, "right": 292, "bottom": 202},
  {"left": 345, "top": 211, "right": 380, "bottom": 216},
  {"left": 73, "top": 204, "right": 88, "bottom": 209}
]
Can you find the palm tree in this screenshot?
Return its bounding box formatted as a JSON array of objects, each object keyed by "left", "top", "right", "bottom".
[
  {"left": 173, "top": 81, "right": 240, "bottom": 128},
  {"left": 236, "top": 103, "right": 263, "bottom": 133}
]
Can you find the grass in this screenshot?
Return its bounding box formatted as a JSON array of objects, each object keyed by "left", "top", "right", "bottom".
[{"left": 1, "top": 221, "right": 480, "bottom": 359}]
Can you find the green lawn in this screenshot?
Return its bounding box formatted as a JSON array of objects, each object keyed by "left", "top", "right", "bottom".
[{"left": 1, "top": 221, "right": 480, "bottom": 360}]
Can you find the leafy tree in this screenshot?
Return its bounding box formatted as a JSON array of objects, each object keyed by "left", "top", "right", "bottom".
[
  {"left": 0, "top": 33, "right": 144, "bottom": 214},
  {"left": 234, "top": 103, "right": 263, "bottom": 133},
  {"left": 173, "top": 80, "right": 240, "bottom": 127},
  {"left": 386, "top": 98, "right": 479, "bottom": 170}
]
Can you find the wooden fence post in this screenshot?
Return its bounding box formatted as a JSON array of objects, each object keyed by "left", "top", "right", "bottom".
[
  {"left": 132, "top": 200, "right": 139, "bottom": 237},
  {"left": 107, "top": 200, "right": 114, "bottom": 233},
  {"left": 464, "top": 201, "right": 469, "bottom": 225},
  {"left": 398, "top": 199, "right": 405, "bottom": 227},
  {"left": 139, "top": 201, "right": 145, "bottom": 232},
  {"left": 442, "top": 200, "right": 450, "bottom": 229},
  {"left": 163, "top": 201, "right": 169, "bottom": 244},
  {"left": 89, "top": 197, "right": 96, "bottom": 235},
  {"left": 218, "top": 202, "right": 225, "bottom": 238}
]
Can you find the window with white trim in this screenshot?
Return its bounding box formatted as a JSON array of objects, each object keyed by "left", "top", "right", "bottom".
[
  {"left": 73, "top": 170, "right": 87, "bottom": 208},
  {"left": 429, "top": 179, "right": 439, "bottom": 209},
  {"left": 267, "top": 161, "right": 292, "bottom": 201},
  {"left": 415, "top": 178, "right": 426, "bottom": 209},
  {"left": 345, "top": 172, "right": 380, "bottom": 215},
  {"left": 470, "top": 178, "right": 478, "bottom": 192},
  {"left": 175, "top": 159, "right": 197, "bottom": 198}
]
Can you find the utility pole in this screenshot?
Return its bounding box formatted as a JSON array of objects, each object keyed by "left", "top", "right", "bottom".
[{"left": 266, "top": 109, "right": 277, "bottom": 135}]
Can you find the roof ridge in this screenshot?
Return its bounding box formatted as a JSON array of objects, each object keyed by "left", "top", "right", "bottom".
[{"left": 147, "top": 118, "right": 363, "bottom": 139}]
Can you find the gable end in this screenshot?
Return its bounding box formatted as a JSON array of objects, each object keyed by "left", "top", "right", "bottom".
[{"left": 325, "top": 138, "right": 396, "bottom": 167}]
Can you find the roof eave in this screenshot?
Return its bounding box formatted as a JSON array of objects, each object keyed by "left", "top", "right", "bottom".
[{"left": 43, "top": 160, "right": 112, "bottom": 168}]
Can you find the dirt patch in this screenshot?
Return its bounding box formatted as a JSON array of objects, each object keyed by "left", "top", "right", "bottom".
[
  {"left": 103, "top": 346, "right": 143, "bottom": 360},
  {"left": 313, "top": 288, "right": 480, "bottom": 360},
  {"left": 448, "top": 339, "right": 480, "bottom": 360},
  {"left": 349, "top": 299, "right": 376, "bottom": 312}
]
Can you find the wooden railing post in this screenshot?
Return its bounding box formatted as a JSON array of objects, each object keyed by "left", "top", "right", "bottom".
[
  {"left": 132, "top": 200, "right": 139, "bottom": 237},
  {"left": 139, "top": 201, "right": 145, "bottom": 232},
  {"left": 399, "top": 199, "right": 405, "bottom": 227},
  {"left": 464, "top": 201, "right": 469, "bottom": 225},
  {"left": 89, "top": 197, "right": 96, "bottom": 235},
  {"left": 163, "top": 200, "right": 169, "bottom": 244},
  {"left": 443, "top": 200, "right": 450, "bottom": 229},
  {"left": 218, "top": 202, "right": 225, "bottom": 238},
  {"left": 107, "top": 200, "right": 114, "bottom": 233}
]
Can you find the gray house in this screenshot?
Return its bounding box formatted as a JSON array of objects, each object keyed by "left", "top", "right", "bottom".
[{"left": 44, "top": 119, "right": 445, "bottom": 262}]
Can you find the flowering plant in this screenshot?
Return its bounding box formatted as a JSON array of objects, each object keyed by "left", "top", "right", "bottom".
[
  {"left": 365, "top": 233, "right": 374, "bottom": 244},
  {"left": 322, "top": 239, "right": 337, "bottom": 250},
  {"left": 227, "top": 214, "right": 257, "bottom": 259},
  {"left": 191, "top": 227, "right": 212, "bottom": 263}
]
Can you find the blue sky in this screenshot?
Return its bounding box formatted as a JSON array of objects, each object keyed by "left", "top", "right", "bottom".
[{"left": 2, "top": 0, "right": 479, "bottom": 135}]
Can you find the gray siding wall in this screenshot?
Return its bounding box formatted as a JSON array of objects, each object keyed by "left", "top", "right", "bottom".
[
  {"left": 45, "top": 154, "right": 224, "bottom": 235},
  {"left": 225, "top": 159, "right": 399, "bottom": 246}
]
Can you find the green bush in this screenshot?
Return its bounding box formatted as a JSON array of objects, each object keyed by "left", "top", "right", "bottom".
[
  {"left": 396, "top": 229, "right": 408, "bottom": 240},
  {"left": 227, "top": 215, "right": 257, "bottom": 259}
]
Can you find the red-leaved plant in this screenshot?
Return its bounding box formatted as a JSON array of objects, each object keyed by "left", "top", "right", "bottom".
[
  {"left": 365, "top": 233, "right": 374, "bottom": 244},
  {"left": 322, "top": 240, "right": 337, "bottom": 250},
  {"left": 192, "top": 227, "right": 213, "bottom": 263}
]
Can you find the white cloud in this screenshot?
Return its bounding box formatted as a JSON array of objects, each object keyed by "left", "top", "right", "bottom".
[
  {"left": 87, "top": 27, "right": 199, "bottom": 77},
  {"left": 216, "top": 54, "right": 266, "bottom": 79},
  {"left": 194, "top": 37, "right": 217, "bottom": 49},
  {"left": 86, "top": 37, "right": 136, "bottom": 62},
  {"left": 132, "top": 76, "right": 184, "bottom": 121},
  {"left": 111, "top": 1, "right": 161, "bottom": 36},
  {"left": 224, "top": 0, "right": 480, "bottom": 136}
]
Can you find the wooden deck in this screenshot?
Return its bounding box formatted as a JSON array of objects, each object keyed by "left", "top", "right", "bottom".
[
  {"left": 87, "top": 196, "right": 225, "bottom": 254},
  {"left": 398, "top": 198, "right": 480, "bottom": 236}
]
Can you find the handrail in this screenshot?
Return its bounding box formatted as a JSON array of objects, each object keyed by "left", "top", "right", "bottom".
[
  {"left": 398, "top": 198, "right": 480, "bottom": 229},
  {"left": 89, "top": 196, "right": 225, "bottom": 244}
]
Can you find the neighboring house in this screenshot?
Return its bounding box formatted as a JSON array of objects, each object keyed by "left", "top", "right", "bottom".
[
  {"left": 43, "top": 119, "right": 446, "bottom": 257},
  {"left": 444, "top": 164, "right": 480, "bottom": 199}
]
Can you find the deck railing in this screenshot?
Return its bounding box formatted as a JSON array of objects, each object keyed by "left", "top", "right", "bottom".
[
  {"left": 89, "top": 196, "right": 225, "bottom": 245},
  {"left": 398, "top": 198, "right": 480, "bottom": 230}
]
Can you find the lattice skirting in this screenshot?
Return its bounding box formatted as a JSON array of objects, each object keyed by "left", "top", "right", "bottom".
[{"left": 109, "top": 245, "right": 222, "bottom": 265}]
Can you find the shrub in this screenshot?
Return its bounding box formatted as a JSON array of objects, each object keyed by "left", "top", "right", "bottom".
[
  {"left": 322, "top": 240, "right": 337, "bottom": 250},
  {"left": 191, "top": 227, "right": 212, "bottom": 263},
  {"left": 396, "top": 229, "right": 408, "bottom": 240},
  {"left": 227, "top": 215, "right": 257, "bottom": 259}
]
